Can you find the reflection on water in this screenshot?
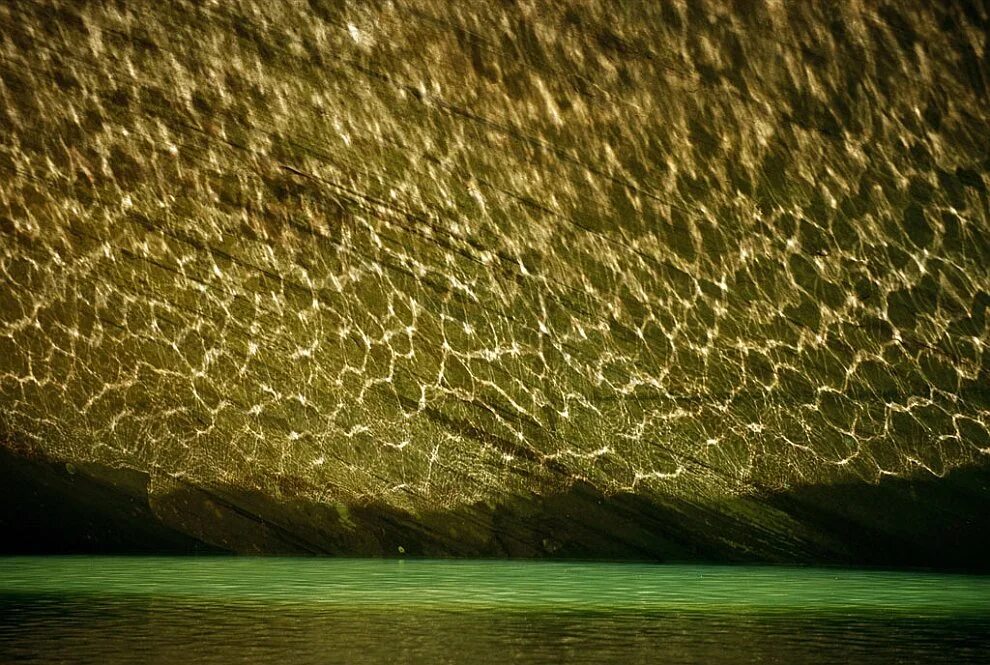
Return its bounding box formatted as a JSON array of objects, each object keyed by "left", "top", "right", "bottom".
[{"left": 1, "top": 558, "right": 988, "bottom": 664}]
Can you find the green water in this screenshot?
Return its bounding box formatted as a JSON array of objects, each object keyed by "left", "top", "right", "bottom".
[{"left": 1, "top": 558, "right": 988, "bottom": 663}]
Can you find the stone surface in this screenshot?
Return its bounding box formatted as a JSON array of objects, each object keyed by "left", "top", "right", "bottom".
[
  {"left": 1, "top": 0, "right": 989, "bottom": 564},
  {"left": 4, "top": 445, "right": 989, "bottom": 568}
]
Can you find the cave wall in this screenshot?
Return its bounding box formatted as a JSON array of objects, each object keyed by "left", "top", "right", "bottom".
[{"left": 1, "top": 0, "right": 989, "bottom": 562}]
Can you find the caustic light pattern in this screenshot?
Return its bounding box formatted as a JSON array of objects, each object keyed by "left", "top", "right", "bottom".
[{"left": 1, "top": 0, "right": 989, "bottom": 523}]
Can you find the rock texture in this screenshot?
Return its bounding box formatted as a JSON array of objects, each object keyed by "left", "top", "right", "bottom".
[{"left": 1, "top": 0, "right": 989, "bottom": 564}]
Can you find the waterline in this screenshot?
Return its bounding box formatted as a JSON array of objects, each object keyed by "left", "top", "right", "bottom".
[{"left": 1, "top": 557, "right": 987, "bottom": 615}]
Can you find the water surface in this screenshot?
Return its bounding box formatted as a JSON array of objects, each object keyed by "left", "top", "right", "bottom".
[{"left": 1, "top": 557, "right": 988, "bottom": 663}]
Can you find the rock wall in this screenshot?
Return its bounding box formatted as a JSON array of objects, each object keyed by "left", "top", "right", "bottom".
[{"left": 1, "top": 0, "right": 989, "bottom": 563}]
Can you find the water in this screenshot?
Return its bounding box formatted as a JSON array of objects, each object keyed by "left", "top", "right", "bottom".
[{"left": 1, "top": 558, "right": 987, "bottom": 664}]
